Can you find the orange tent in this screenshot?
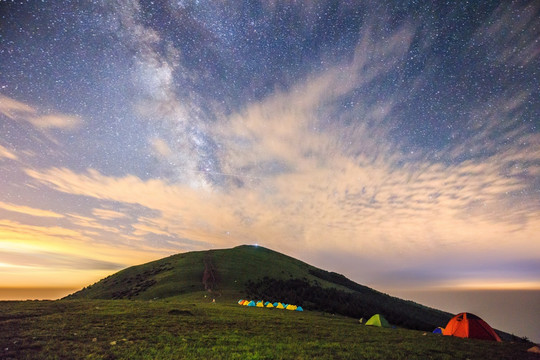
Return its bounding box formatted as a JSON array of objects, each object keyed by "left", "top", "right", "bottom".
[{"left": 443, "top": 312, "right": 501, "bottom": 342}]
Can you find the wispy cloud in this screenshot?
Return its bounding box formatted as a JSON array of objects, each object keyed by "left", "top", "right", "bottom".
[
  {"left": 23, "top": 167, "right": 244, "bottom": 249},
  {"left": 67, "top": 213, "right": 124, "bottom": 235},
  {"left": 0, "top": 201, "right": 64, "bottom": 218},
  {"left": 0, "top": 217, "right": 155, "bottom": 286},
  {"left": 91, "top": 208, "right": 128, "bottom": 220},
  {"left": 471, "top": 2, "right": 540, "bottom": 66},
  {"left": 0, "top": 95, "right": 35, "bottom": 119},
  {"left": 0, "top": 95, "right": 82, "bottom": 130},
  {"left": 149, "top": 138, "right": 172, "bottom": 158},
  {"left": 27, "top": 114, "right": 82, "bottom": 130},
  {"left": 0, "top": 144, "right": 17, "bottom": 160},
  {"left": 0, "top": 249, "right": 124, "bottom": 271}
]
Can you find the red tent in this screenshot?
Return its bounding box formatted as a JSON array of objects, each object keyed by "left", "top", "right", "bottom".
[{"left": 443, "top": 312, "right": 501, "bottom": 342}]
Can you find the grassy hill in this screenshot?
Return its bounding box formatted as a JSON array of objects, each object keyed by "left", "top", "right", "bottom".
[
  {"left": 66, "top": 245, "right": 455, "bottom": 332},
  {"left": 67, "top": 245, "right": 353, "bottom": 300}
]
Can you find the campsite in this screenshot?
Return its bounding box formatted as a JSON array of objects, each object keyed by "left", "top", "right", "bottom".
[
  {"left": 1, "top": 296, "right": 537, "bottom": 360},
  {"left": 2, "top": 246, "right": 537, "bottom": 359}
]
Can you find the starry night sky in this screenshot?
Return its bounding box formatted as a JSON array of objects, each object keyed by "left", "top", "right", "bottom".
[{"left": 0, "top": 1, "right": 539, "bottom": 293}]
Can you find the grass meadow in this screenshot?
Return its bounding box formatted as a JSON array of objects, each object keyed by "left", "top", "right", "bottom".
[{"left": 1, "top": 293, "right": 536, "bottom": 359}]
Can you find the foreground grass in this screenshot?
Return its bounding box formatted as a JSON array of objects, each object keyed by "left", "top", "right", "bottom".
[{"left": 1, "top": 296, "right": 535, "bottom": 359}]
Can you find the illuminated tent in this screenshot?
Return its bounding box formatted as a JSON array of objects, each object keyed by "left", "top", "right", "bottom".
[
  {"left": 247, "top": 301, "right": 256, "bottom": 307},
  {"left": 238, "top": 299, "right": 244, "bottom": 304},
  {"left": 296, "top": 306, "right": 303, "bottom": 311},
  {"left": 285, "top": 304, "right": 297, "bottom": 310},
  {"left": 365, "top": 314, "right": 391, "bottom": 328},
  {"left": 443, "top": 313, "right": 501, "bottom": 342},
  {"left": 275, "top": 302, "right": 285, "bottom": 309},
  {"left": 266, "top": 302, "right": 274, "bottom": 308},
  {"left": 432, "top": 327, "right": 444, "bottom": 334}
]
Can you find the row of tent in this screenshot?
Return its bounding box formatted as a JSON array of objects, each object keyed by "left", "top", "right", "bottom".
[
  {"left": 364, "top": 313, "right": 501, "bottom": 342},
  {"left": 239, "top": 300, "right": 501, "bottom": 342},
  {"left": 238, "top": 299, "right": 303, "bottom": 311}
]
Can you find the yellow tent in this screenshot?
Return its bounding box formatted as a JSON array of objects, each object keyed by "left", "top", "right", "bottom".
[
  {"left": 266, "top": 302, "right": 274, "bottom": 308},
  {"left": 286, "top": 304, "right": 297, "bottom": 310},
  {"left": 276, "top": 302, "right": 285, "bottom": 309},
  {"left": 256, "top": 301, "right": 264, "bottom": 308}
]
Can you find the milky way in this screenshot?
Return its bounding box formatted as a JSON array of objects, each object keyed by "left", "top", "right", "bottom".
[{"left": 0, "top": 1, "right": 539, "bottom": 291}]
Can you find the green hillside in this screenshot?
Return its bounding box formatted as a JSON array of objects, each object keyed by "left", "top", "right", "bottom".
[
  {"left": 66, "top": 245, "right": 453, "bottom": 331},
  {"left": 66, "top": 245, "right": 356, "bottom": 300}
]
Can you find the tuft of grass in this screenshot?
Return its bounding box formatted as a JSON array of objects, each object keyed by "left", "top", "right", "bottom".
[{"left": 0, "top": 298, "right": 535, "bottom": 360}]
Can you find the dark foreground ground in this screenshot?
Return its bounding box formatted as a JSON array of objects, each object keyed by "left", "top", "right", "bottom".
[{"left": 1, "top": 294, "right": 537, "bottom": 360}]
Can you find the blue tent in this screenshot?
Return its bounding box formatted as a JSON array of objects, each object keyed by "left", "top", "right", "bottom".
[
  {"left": 296, "top": 306, "right": 304, "bottom": 312},
  {"left": 432, "top": 327, "right": 444, "bottom": 334},
  {"left": 273, "top": 302, "right": 278, "bottom": 307},
  {"left": 247, "top": 301, "right": 256, "bottom": 307},
  {"left": 264, "top": 301, "right": 270, "bottom": 306}
]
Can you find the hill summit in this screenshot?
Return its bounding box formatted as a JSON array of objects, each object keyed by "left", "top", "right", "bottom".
[{"left": 66, "top": 245, "right": 452, "bottom": 331}]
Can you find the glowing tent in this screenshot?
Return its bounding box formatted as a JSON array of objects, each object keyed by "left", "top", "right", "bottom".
[
  {"left": 365, "top": 314, "right": 391, "bottom": 328},
  {"left": 443, "top": 313, "right": 501, "bottom": 342},
  {"left": 432, "top": 327, "right": 444, "bottom": 334}
]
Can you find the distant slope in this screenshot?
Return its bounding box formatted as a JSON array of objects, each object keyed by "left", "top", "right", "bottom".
[
  {"left": 66, "top": 245, "right": 453, "bottom": 330},
  {"left": 66, "top": 245, "right": 356, "bottom": 300}
]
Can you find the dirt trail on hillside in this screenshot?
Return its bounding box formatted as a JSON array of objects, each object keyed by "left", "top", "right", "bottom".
[{"left": 202, "top": 253, "right": 219, "bottom": 293}]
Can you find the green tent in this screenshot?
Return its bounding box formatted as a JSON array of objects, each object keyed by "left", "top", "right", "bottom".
[{"left": 365, "top": 314, "right": 391, "bottom": 328}]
